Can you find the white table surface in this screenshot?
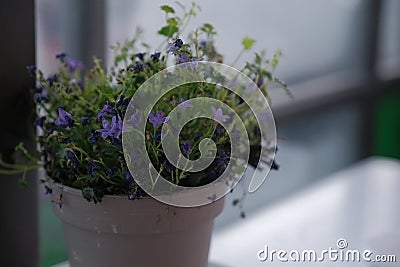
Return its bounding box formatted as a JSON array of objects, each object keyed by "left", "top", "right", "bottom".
[
  {"left": 53, "top": 157, "right": 400, "bottom": 267},
  {"left": 209, "top": 157, "right": 400, "bottom": 266}
]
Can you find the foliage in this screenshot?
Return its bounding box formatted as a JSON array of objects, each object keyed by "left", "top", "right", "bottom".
[{"left": 0, "top": 3, "right": 287, "bottom": 203}]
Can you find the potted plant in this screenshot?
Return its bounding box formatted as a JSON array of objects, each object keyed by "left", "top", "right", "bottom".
[{"left": 0, "top": 3, "right": 286, "bottom": 267}]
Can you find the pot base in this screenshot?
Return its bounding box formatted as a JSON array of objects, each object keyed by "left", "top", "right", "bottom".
[{"left": 50, "top": 183, "right": 224, "bottom": 267}]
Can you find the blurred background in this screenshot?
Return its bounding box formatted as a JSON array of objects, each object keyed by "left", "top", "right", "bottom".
[{"left": 1, "top": 0, "right": 399, "bottom": 266}]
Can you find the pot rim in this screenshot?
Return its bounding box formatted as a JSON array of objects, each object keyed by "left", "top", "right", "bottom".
[{"left": 50, "top": 180, "right": 152, "bottom": 201}]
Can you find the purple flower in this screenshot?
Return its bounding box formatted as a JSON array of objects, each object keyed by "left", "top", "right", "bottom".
[
  {"left": 128, "top": 112, "right": 141, "bottom": 128},
  {"left": 217, "top": 152, "right": 229, "bottom": 166},
  {"left": 124, "top": 169, "right": 133, "bottom": 182},
  {"left": 97, "top": 104, "right": 114, "bottom": 121},
  {"left": 181, "top": 140, "right": 191, "bottom": 154},
  {"left": 246, "top": 83, "right": 255, "bottom": 93},
  {"left": 55, "top": 52, "right": 67, "bottom": 60},
  {"left": 106, "top": 168, "right": 114, "bottom": 176},
  {"left": 116, "top": 95, "right": 125, "bottom": 108},
  {"left": 89, "top": 130, "right": 99, "bottom": 143},
  {"left": 33, "top": 116, "right": 46, "bottom": 129},
  {"left": 154, "top": 133, "right": 162, "bottom": 142},
  {"left": 216, "top": 124, "right": 224, "bottom": 134},
  {"left": 167, "top": 38, "right": 183, "bottom": 54},
  {"left": 177, "top": 53, "right": 189, "bottom": 64},
  {"left": 135, "top": 52, "right": 146, "bottom": 60},
  {"left": 88, "top": 162, "right": 99, "bottom": 177},
  {"left": 130, "top": 61, "right": 143, "bottom": 73},
  {"left": 253, "top": 76, "right": 264, "bottom": 88},
  {"left": 66, "top": 151, "right": 78, "bottom": 167},
  {"left": 178, "top": 98, "right": 193, "bottom": 111},
  {"left": 212, "top": 107, "right": 229, "bottom": 123},
  {"left": 34, "top": 93, "right": 48, "bottom": 103},
  {"left": 46, "top": 74, "right": 58, "bottom": 86},
  {"left": 199, "top": 40, "right": 207, "bottom": 47},
  {"left": 150, "top": 52, "right": 161, "bottom": 61},
  {"left": 96, "top": 115, "right": 123, "bottom": 139},
  {"left": 135, "top": 61, "right": 143, "bottom": 71},
  {"left": 189, "top": 57, "right": 204, "bottom": 70},
  {"left": 258, "top": 111, "right": 269, "bottom": 124},
  {"left": 66, "top": 58, "right": 83, "bottom": 72},
  {"left": 228, "top": 76, "right": 239, "bottom": 88},
  {"left": 55, "top": 108, "right": 73, "bottom": 128},
  {"left": 81, "top": 117, "right": 91, "bottom": 125},
  {"left": 34, "top": 86, "right": 49, "bottom": 102},
  {"left": 149, "top": 110, "right": 169, "bottom": 128}
]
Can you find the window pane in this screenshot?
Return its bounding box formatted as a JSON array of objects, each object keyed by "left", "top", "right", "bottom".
[
  {"left": 377, "top": 0, "right": 400, "bottom": 79},
  {"left": 107, "top": 0, "right": 370, "bottom": 84}
]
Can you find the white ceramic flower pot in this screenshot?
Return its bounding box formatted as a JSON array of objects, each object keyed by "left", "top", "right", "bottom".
[{"left": 50, "top": 182, "right": 224, "bottom": 267}]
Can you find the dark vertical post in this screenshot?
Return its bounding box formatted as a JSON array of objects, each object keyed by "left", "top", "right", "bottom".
[
  {"left": 0, "top": 1, "right": 38, "bottom": 267},
  {"left": 60, "top": 0, "right": 106, "bottom": 67},
  {"left": 361, "top": 0, "right": 382, "bottom": 158}
]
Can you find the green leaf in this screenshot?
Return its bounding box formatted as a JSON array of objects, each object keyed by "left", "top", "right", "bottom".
[
  {"left": 161, "top": 5, "right": 175, "bottom": 14},
  {"left": 167, "top": 17, "right": 178, "bottom": 27},
  {"left": 202, "top": 23, "right": 214, "bottom": 31},
  {"left": 71, "top": 180, "right": 85, "bottom": 189},
  {"left": 82, "top": 187, "right": 98, "bottom": 203},
  {"left": 242, "top": 37, "right": 256, "bottom": 50},
  {"left": 114, "top": 55, "right": 123, "bottom": 64},
  {"left": 158, "top": 25, "right": 179, "bottom": 37},
  {"left": 201, "top": 23, "right": 216, "bottom": 35},
  {"left": 254, "top": 52, "right": 262, "bottom": 65}
]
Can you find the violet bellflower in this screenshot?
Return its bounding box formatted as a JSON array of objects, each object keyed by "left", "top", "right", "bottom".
[
  {"left": 96, "top": 115, "right": 123, "bottom": 139},
  {"left": 178, "top": 98, "right": 193, "bottom": 111},
  {"left": 115, "top": 95, "right": 125, "bottom": 108},
  {"left": 149, "top": 110, "right": 169, "bottom": 128},
  {"left": 181, "top": 140, "right": 191, "bottom": 154},
  {"left": 150, "top": 52, "right": 161, "bottom": 62},
  {"left": 55, "top": 108, "right": 74, "bottom": 128},
  {"left": 97, "top": 104, "right": 114, "bottom": 121},
  {"left": 212, "top": 107, "right": 229, "bottom": 123},
  {"left": 135, "top": 52, "right": 146, "bottom": 61},
  {"left": 89, "top": 130, "right": 99, "bottom": 143},
  {"left": 66, "top": 58, "right": 83, "bottom": 72},
  {"left": 177, "top": 53, "right": 189, "bottom": 64},
  {"left": 55, "top": 52, "right": 67, "bottom": 60},
  {"left": 81, "top": 117, "right": 91, "bottom": 126},
  {"left": 128, "top": 112, "right": 142, "bottom": 128},
  {"left": 167, "top": 38, "right": 183, "bottom": 54},
  {"left": 189, "top": 57, "right": 204, "bottom": 70},
  {"left": 217, "top": 152, "right": 230, "bottom": 167},
  {"left": 46, "top": 74, "right": 58, "bottom": 86},
  {"left": 87, "top": 162, "right": 99, "bottom": 177}
]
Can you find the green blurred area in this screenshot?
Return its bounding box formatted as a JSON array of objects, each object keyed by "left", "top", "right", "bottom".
[
  {"left": 373, "top": 89, "right": 400, "bottom": 159},
  {"left": 40, "top": 201, "right": 67, "bottom": 267}
]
